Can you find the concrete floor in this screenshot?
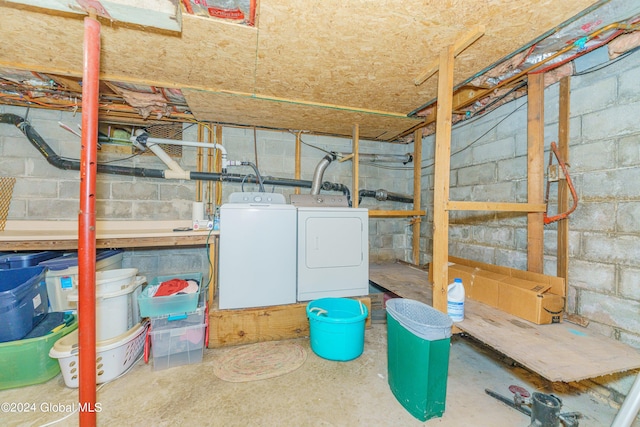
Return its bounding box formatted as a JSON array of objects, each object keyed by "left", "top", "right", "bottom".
[{"left": 0, "top": 321, "right": 630, "bottom": 427}]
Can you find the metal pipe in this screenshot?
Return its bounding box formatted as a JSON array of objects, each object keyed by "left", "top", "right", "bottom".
[
  {"left": 1, "top": 114, "right": 412, "bottom": 209},
  {"left": 79, "top": 16, "right": 100, "bottom": 426},
  {"left": 612, "top": 372, "right": 640, "bottom": 427},
  {"left": 358, "top": 189, "right": 414, "bottom": 204},
  {"left": 311, "top": 153, "right": 336, "bottom": 195},
  {"left": 341, "top": 152, "right": 413, "bottom": 164}
]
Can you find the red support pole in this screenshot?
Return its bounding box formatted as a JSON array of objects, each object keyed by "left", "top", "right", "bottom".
[{"left": 79, "top": 16, "right": 100, "bottom": 427}]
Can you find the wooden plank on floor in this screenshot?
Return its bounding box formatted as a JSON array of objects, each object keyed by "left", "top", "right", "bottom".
[
  {"left": 369, "top": 262, "right": 640, "bottom": 383},
  {"left": 370, "top": 262, "right": 432, "bottom": 305}
]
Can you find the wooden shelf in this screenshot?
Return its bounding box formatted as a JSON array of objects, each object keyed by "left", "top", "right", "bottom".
[{"left": 0, "top": 220, "right": 217, "bottom": 250}]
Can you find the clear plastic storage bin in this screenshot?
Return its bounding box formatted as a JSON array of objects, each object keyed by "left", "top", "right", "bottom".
[{"left": 148, "top": 304, "right": 206, "bottom": 371}]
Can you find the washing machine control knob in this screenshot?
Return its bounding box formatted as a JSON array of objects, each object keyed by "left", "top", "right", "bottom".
[{"left": 253, "top": 195, "right": 262, "bottom": 202}]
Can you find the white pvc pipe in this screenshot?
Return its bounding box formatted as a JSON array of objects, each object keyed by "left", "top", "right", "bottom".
[
  {"left": 612, "top": 372, "right": 640, "bottom": 427},
  {"left": 146, "top": 143, "right": 186, "bottom": 176},
  {"left": 142, "top": 136, "right": 228, "bottom": 170}
]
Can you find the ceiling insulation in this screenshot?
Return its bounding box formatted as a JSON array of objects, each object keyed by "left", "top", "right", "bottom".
[{"left": 0, "top": 0, "right": 633, "bottom": 141}]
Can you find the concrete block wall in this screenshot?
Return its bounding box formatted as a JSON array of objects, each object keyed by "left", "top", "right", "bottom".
[
  {"left": 419, "top": 50, "right": 640, "bottom": 354},
  {"left": 0, "top": 104, "right": 413, "bottom": 281}
]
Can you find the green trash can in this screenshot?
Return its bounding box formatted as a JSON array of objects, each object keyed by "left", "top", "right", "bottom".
[{"left": 386, "top": 298, "right": 453, "bottom": 422}]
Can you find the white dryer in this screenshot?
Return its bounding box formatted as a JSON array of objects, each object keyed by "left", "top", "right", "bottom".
[{"left": 296, "top": 207, "right": 369, "bottom": 301}]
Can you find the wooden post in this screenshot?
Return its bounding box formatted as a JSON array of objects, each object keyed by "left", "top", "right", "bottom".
[
  {"left": 431, "top": 45, "right": 455, "bottom": 314},
  {"left": 295, "top": 131, "right": 302, "bottom": 195},
  {"left": 196, "top": 123, "right": 205, "bottom": 202},
  {"left": 412, "top": 129, "right": 423, "bottom": 265},
  {"left": 557, "top": 76, "right": 571, "bottom": 289},
  {"left": 527, "top": 73, "right": 545, "bottom": 274},
  {"left": 215, "top": 126, "right": 223, "bottom": 206},
  {"left": 206, "top": 124, "right": 214, "bottom": 216},
  {"left": 352, "top": 124, "right": 360, "bottom": 208}
]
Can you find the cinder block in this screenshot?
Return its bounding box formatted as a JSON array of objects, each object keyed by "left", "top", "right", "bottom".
[
  {"left": 471, "top": 136, "right": 515, "bottom": 164},
  {"left": 572, "top": 139, "right": 616, "bottom": 172},
  {"left": 497, "top": 156, "right": 527, "bottom": 181},
  {"left": 27, "top": 199, "right": 77, "bottom": 219},
  {"left": 580, "top": 290, "right": 640, "bottom": 333},
  {"left": 571, "top": 77, "right": 617, "bottom": 116},
  {"left": 582, "top": 232, "right": 640, "bottom": 266},
  {"left": 618, "top": 59, "right": 640, "bottom": 102},
  {"left": 568, "top": 259, "right": 615, "bottom": 293},
  {"left": 620, "top": 267, "right": 640, "bottom": 301},
  {"left": 0, "top": 156, "right": 26, "bottom": 176},
  {"left": 458, "top": 163, "right": 495, "bottom": 186},
  {"left": 582, "top": 168, "right": 640, "bottom": 200},
  {"left": 617, "top": 202, "right": 640, "bottom": 233},
  {"left": 470, "top": 182, "right": 514, "bottom": 202},
  {"left": 619, "top": 133, "right": 640, "bottom": 167},
  {"left": 112, "top": 181, "right": 158, "bottom": 200},
  {"left": 133, "top": 200, "right": 188, "bottom": 220},
  {"left": 472, "top": 226, "right": 514, "bottom": 248},
  {"left": 494, "top": 249, "right": 527, "bottom": 270},
  {"left": 582, "top": 103, "right": 639, "bottom": 142},
  {"left": 570, "top": 202, "right": 616, "bottom": 232},
  {"left": 96, "top": 201, "right": 133, "bottom": 220}
]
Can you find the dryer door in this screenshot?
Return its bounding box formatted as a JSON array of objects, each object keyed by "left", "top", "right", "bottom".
[
  {"left": 305, "top": 217, "right": 363, "bottom": 268},
  {"left": 297, "top": 209, "right": 369, "bottom": 301}
]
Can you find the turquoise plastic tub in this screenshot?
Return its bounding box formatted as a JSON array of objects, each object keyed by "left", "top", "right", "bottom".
[{"left": 306, "top": 298, "right": 368, "bottom": 361}]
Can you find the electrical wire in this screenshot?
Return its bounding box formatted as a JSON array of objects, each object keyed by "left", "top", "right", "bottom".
[
  {"left": 573, "top": 45, "right": 640, "bottom": 76},
  {"left": 420, "top": 101, "right": 527, "bottom": 176}
]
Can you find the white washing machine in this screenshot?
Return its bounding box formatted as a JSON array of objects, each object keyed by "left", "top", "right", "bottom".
[
  {"left": 218, "top": 192, "right": 297, "bottom": 309},
  {"left": 296, "top": 207, "right": 369, "bottom": 301}
]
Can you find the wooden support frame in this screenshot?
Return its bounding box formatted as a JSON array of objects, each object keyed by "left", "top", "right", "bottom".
[
  {"left": 208, "top": 297, "right": 371, "bottom": 348},
  {"left": 352, "top": 124, "right": 360, "bottom": 208},
  {"left": 557, "top": 76, "right": 571, "bottom": 284},
  {"left": 412, "top": 128, "right": 423, "bottom": 264},
  {"left": 414, "top": 25, "right": 485, "bottom": 86},
  {"left": 294, "top": 131, "right": 302, "bottom": 195},
  {"left": 431, "top": 45, "right": 456, "bottom": 314},
  {"left": 430, "top": 40, "right": 550, "bottom": 315},
  {"left": 527, "top": 73, "right": 545, "bottom": 273}
]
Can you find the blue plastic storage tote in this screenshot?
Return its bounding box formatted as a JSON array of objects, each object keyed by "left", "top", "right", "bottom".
[
  {"left": 306, "top": 297, "right": 368, "bottom": 361},
  {"left": 0, "top": 251, "right": 60, "bottom": 269},
  {"left": 0, "top": 266, "right": 48, "bottom": 342}
]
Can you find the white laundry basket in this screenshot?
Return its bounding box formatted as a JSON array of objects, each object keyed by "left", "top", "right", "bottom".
[
  {"left": 49, "top": 321, "right": 149, "bottom": 388},
  {"left": 68, "top": 275, "right": 145, "bottom": 341}
]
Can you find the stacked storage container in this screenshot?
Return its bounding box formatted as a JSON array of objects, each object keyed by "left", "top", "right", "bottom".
[
  {"left": 39, "top": 249, "right": 124, "bottom": 312},
  {"left": 49, "top": 265, "right": 148, "bottom": 388},
  {"left": 0, "top": 251, "right": 78, "bottom": 389},
  {"left": 138, "top": 273, "right": 206, "bottom": 370}
]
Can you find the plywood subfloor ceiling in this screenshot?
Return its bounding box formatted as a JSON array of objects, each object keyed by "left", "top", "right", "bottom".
[{"left": 0, "top": 0, "right": 598, "bottom": 140}]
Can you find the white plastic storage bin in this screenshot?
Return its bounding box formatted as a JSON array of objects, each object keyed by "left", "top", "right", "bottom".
[
  {"left": 148, "top": 304, "right": 206, "bottom": 371},
  {"left": 68, "top": 274, "right": 144, "bottom": 341},
  {"left": 40, "top": 249, "right": 124, "bottom": 312},
  {"left": 49, "top": 321, "right": 149, "bottom": 388}
]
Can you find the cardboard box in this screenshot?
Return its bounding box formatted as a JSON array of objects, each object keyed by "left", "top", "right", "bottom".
[{"left": 429, "top": 257, "right": 565, "bottom": 324}]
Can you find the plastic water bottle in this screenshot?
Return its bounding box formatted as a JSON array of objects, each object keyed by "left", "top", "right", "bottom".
[{"left": 447, "top": 278, "right": 465, "bottom": 322}]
